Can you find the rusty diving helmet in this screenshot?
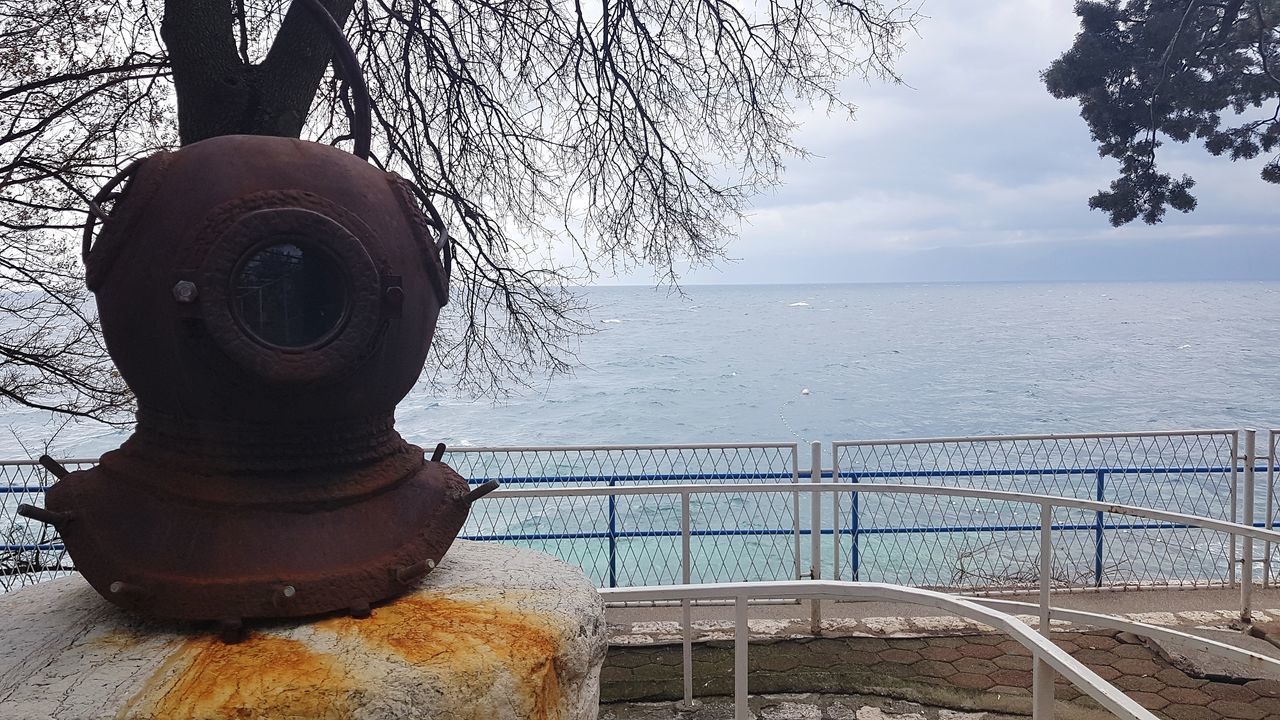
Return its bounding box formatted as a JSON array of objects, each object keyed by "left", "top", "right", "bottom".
[{"left": 18, "top": 2, "right": 494, "bottom": 635}]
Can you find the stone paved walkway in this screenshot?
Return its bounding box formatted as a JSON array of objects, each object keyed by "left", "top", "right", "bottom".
[
  {"left": 602, "top": 610, "right": 1280, "bottom": 719},
  {"left": 602, "top": 692, "right": 1019, "bottom": 720}
]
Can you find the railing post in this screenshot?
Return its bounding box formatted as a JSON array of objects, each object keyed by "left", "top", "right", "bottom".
[
  {"left": 1094, "top": 470, "right": 1105, "bottom": 588},
  {"left": 735, "top": 592, "right": 749, "bottom": 720},
  {"left": 850, "top": 478, "right": 860, "bottom": 583},
  {"left": 1231, "top": 431, "right": 1239, "bottom": 589},
  {"left": 680, "top": 491, "right": 694, "bottom": 710},
  {"left": 607, "top": 477, "right": 617, "bottom": 588},
  {"left": 1267, "top": 431, "right": 1276, "bottom": 589},
  {"left": 809, "top": 441, "right": 822, "bottom": 635},
  {"left": 832, "top": 446, "right": 842, "bottom": 582},
  {"left": 1243, "top": 429, "right": 1256, "bottom": 623},
  {"left": 792, "top": 444, "right": 802, "bottom": 583},
  {"left": 1040, "top": 502, "right": 1053, "bottom": 634},
  {"left": 1032, "top": 653, "right": 1054, "bottom": 719},
  {"left": 1035, "top": 501, "right": 1055, "bottom": 719}
]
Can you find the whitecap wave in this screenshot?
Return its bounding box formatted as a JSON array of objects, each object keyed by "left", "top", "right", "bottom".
[{"left": 788, "top": 302, "right": 810, "bottom": 307}]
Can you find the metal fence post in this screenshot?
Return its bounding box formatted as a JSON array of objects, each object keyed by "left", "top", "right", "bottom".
[
  {"left": 1243, "top": 429, "right": 1256, "bottom": 623},
  {"left": 735, "top": 592, "right": 749, "bottom": 720},
  {"left": 608, "top": 476, "right": 617, "bottom": 588},
  {"left": 1040, "top": 503, "right": 1053, "bottom": 633},
  {"left": 680, "top": 491, "right": 694, "bottom": 709},
  {"left": 1231, "top": 431, "right": 1240, "bottom": 589},
  {"left": 810, "top": 441, "right": 822, "bottom": 635},
  {"left": 850, "top": 472, "right": 860, "bottom": 583},
  {"left": 1094, "top": 470, "right": 1105, "bottom": 588},
  {"left": 792, "top": 444, "right": 801, "bottom": 583},
  {"left": 1267, "top": 431, "right": 1276, "bottom": 589},
  {"left": 1034, "top": 502, "right": 1055, "bottom": 718},
  {"left": 832, "top": 445, "right": 842, "bottom": 582}
]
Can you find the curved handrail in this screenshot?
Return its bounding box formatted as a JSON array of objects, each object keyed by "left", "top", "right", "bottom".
[
  {"left": 602, "top": 580, "right": 1159, "bottom": 720},
  {"left": 977, "top": 597, "right": 1280, "bottom": 675}
]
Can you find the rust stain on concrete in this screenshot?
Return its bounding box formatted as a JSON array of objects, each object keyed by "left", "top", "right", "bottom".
[
  {"left": 322, "top": 594, "right": 563, "bottom": 719},
  {"left": 120, "top": 634, "right": 356, "bottom": 719}
]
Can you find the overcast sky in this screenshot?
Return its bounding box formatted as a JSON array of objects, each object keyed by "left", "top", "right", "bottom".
[{"left": 595, "top": 0, "right": 1280, "bottom": 285}]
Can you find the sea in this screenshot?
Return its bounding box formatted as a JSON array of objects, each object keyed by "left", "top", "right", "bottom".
[
  {"left": 4, "top": 281, "right": 1280, "bottom": 590},
  {"left": 5, "top": 280, "right": 1279, "bottom": 458}
]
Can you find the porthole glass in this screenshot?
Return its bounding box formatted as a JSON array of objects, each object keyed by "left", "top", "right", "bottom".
[{"left": 232, "top": 243, "right": 346, "bottom": 348}]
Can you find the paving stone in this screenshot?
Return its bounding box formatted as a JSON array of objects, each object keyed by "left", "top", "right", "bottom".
[
  {"left": 1111, "top": 658, "right": 1161, "bottom": 676},
  {"left": 1155, "top": 668, "right": 1206, "bottom": 689},
  {"left": 966, "top": 634, "right": 1003, "bottom": 646},
  {"left": 952, "top": 657, "right": 999, "bottom": 675},
  {"left": 1079, "top": 634, "right": 1121, "bottom": 651},
  {"left": 1214, "top": 700, "right": 1267, "bottom": 719},
  {"left": 879, "top": 649, "right": 923, "bottom": 665},
  {"left": 956, "top": 644, "right": 1002, "bottom": 660},
  {"left": 1083, "top": 665, "right": 1120, "bottom": 683},
  {"left": 948, "top": 673, "right": 995, "bottom": 690},
  {"left": 844, "top": 650, "right": 885, "bottom": 667},
  {"left": 611, "top": 651, "right": 660, "bottom": 669},
  {"left": 855, "top": 639, "right": 891, "bottom": 652},
  {"left": 1162, "top": 705, "right": 1220, "bottom": 720},
  {"left": 601, "top": 664, "right": 637, "bottom": 682},
  {"left": 1203, "top": 682, "right": 1260, "bottom": 702},
  {"left": 1123, "top": 691, "right": 1170, "bottom": 710},
  {"left": 994, "top": 641, "right": 1028, "bottom": 656},
  {"left": 1252, "top": 696, "right": 1280, "bottom": 715},
  {"left": 1053, "top": 686, "right": 1081, "bottom": 701},
  {"left": 992, "top": 654, "right": 1032, "bottom": 671},
  {"left": 1113, "top": 674, "right": 1164, "bottom": 692},
  {"left": 1247, "top": 678, "right": 1280, "bottom": 698},
  {"left": 1072, "top": 648, "right": 1120, "bottom": 666},
  {"left": 893, "top": 639, "right": 930, "bottom": 651},
  {"left": 911, "top": 660, "right": 958, "bottom": 679},
  {"left": 988, "top": 669, "right": 1031, "bottom": 688},
  {"left": 1161, "top": 686, "right": 1213, "bottom": 706},
  {"left": 918, "top": 646, "right": 963, "bottom": 663},
  {"left": 1112, "top": 643, "right": 1155, "bottom": 659}
]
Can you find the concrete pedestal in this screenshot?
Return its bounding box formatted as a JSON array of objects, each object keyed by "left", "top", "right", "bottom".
[{"left": 0, "top": 541, "right": 606, "bottom": 719}]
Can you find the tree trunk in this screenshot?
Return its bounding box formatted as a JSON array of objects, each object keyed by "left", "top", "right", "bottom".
[{"left": 162, "top": 0, "right": 356, "bottom": 145}]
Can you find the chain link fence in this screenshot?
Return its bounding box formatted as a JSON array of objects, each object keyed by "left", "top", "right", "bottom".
[
  {"left": 445, "top": 444, "right": 801, "bottom": 587},
  {"left": 3, "top": 431, "right": 1274, "bottom": 595},
  {"left": 832, "top": 431, "right": 1243, "bottom": 592},
  {"left": 0, "top": 459, "right": 94, "bottom": 592}
]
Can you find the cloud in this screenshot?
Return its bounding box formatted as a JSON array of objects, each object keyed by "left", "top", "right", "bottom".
[{"left": 589, "top": 0, "right": 1280, "bottom": 286}]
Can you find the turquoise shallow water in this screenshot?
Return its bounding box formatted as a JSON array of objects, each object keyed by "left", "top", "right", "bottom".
[{"left": 4, "top": 280, "right": 1280, "bottom": 458}]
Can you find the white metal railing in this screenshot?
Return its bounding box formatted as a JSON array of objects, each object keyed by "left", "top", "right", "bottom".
[
  {"left": 601, "top": 580, "right": 1161, "bottom": 720},
  {"left": 567, "top": 476, "right": 1280, "bottom": 717},
  {"left": 491, "top": 472, "right": 1280, "bottom": 621}
]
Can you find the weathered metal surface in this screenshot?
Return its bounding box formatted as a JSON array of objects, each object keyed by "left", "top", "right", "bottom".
[{"left": 20, "top": 134, "right": 481, "bottom": 626}]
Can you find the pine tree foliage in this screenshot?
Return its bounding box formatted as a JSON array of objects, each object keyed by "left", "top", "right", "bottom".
[{"left": 1045, "top": 0, "right": 1280, "bottom": 226}]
